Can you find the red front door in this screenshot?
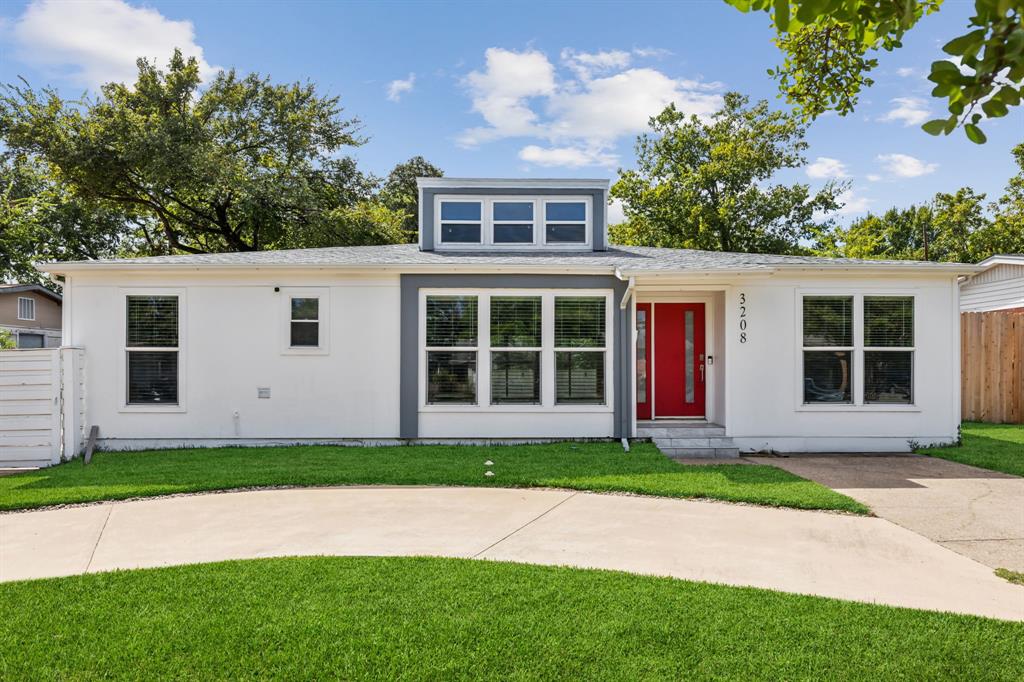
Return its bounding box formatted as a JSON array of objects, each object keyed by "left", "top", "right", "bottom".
[{"left": 637, "top": 302, "right": 706, "bottom": 418}]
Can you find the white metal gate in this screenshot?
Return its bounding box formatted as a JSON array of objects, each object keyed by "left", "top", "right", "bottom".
[{"left": 0, "top": 347, "right": 85, "bottom": 468}]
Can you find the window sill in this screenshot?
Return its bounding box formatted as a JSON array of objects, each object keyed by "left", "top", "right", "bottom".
[
  {"left": 118, "top": 403, "right": 188, "bottom": 414},
  {"left": 281, "top": 346, "right": 329, "bottom": 356},
  {"left": 420, "top": 404, "right": 612, "bottom": 414},
  {"left": 795, "top": 404, "right": 920, "bottom": 413}
]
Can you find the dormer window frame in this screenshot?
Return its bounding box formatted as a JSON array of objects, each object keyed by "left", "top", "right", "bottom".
[{"left": 433, "top": 194, "right": 592, "bottom": 251}]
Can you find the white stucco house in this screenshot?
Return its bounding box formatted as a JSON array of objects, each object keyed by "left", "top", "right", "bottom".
[
  {"left": 959, "top": 254, "right": 1024, "bottom": 312},
  {"left": 38, "top": 178, "right": 981, "bottom": 457}
]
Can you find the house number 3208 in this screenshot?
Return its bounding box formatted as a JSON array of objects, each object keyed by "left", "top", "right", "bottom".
[{"left": 738, "top": 293, "right": 748, "bottom": 343}]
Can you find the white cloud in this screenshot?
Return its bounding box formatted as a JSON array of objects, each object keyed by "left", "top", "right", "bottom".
[
  {"left": 877, "top": 153, "right": 938, "bottom": 178},
  {"left": 879, "top": 97, "right": 931, "bottom": 126},
  {"left": 896, "top": 67, "right": 919, "bottom": 78},
  {"left": 386, "top": 73, "right": 415, "bottom": 102},
  {"left": 806, "top": 157, "right": 849, "bottom": 179},
  {"left": 458, "top": 48, "right": 557, "bottom": 147},
  {"left": 458, "top": 47, "right": 723, "bottom": 168},
  {"left": 561, "top": 48, "right": 632, "bottom": 80},
  {"left": 836, "top": 189, "right": 872, "bottom": 215},
  {"left": 608, "top": 198, "right": 627, "bottom": 225},
  {"left": 9, "top": 0, "right": 217, "bottom": 89},
  {"left": 518, "top": 145, "right": 617, "bottom": 168},
  {"left": 632, "top": 47, "right": 672, "bottom": 59},
  {"left": 866, "top": 174, "right": 882, "bottom": 182}
]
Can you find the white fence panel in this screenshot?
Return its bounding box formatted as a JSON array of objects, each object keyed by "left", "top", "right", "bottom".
[{"left": 0, "top": 347, "right": 86, "bottom": 468}]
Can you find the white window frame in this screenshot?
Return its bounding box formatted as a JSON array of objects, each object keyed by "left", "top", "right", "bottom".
[
  {"left": 542, "top": 199, "right": 590, "bottom": 248},
  {"left": 419, "top": 289, "right": 613, "bottom": 413},
  {"left": 17, "top": 296, "right": 35, "bottom": 321},
  {"left": 433, "top": 195, "right": 592, "bottom": 251},
  {"left": 280, "top": 287, "right": 330, "bottom": 356},
  {"left": 118, "top": 288, "right": 186, "bottom": 413},
  {"left": 490, "top": 199, "right": 538, "bottom": 247},
  {"left": 436, "top": 198, "right": 484, "bottom": 246},
  {"left": 795, "top": 289, "right": 918, "bottom": 412},
  {"left": 424, "top": 295, "right": 480, "bottom": 406},
  {"left": 489, "top": 295, "right": 543, "bottom": 405}
]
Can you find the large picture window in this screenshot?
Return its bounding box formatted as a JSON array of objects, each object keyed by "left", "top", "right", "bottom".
[
  {"left": 554, "top": 296, "right": 606, "bottom": 404},
  {"left": 426, "top": 296, "right": 478, "bottom": 403},
  {"left": 490, "top": 297, "right": 541, "bottom": 404},
  {"left": 126, "top": 295, "right": 179, "bottom": 405},
  {"left": 801, "top": 294, "right": 915, "bottom": 406}
]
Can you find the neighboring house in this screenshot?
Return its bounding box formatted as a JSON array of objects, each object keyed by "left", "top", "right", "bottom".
[
  {"left": 37, "top": 178, "right": 981, "bottom": 455},
  {"left": 959, "top": 254, "right": 1024, "bottom": 312},
  {"left": 0, "top": 284, "right": 62, "bottom": 348}
]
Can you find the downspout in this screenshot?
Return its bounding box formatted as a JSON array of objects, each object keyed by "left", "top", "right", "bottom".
[{"left": 615, "top": 270, "right": 635, "bottom": 452}]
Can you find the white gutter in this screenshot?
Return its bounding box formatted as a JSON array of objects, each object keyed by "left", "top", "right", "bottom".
[
  {"left": 615, "top": 269, "right": 635, "bottom": 309},
  {"left": 614, "top": 269, "right": 635, "bottom": 452}
]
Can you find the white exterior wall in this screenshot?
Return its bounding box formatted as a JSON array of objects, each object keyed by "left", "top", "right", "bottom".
[
  {"left": 960, "top": 263, "right": 1024, "bottom": 312},
  {"left": 721, "top": 273, "right": 961, "bottom": 452},
  {"left": 67, "top": 272, "right": 402, "bottom": 446}
]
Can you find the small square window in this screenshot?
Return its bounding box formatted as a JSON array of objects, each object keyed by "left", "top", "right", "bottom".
[
  {"left": 17, "top": 297, "right": 36, "bottom": 321},
  {"left": 439, "top": 201, "right": 482, "bottom": 245}
]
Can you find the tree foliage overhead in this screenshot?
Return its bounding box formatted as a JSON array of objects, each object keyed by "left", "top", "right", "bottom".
[
  {"left": 1, "top": 153, "right": 136, "bottom": 286},
  {"left": 610, "top": 92, "right": 844, "bottom": 254},
  {"left": 816, "top": 143, "right": 1024, "bottom": 262},
  {"left": 1, "top": 50, "right": 377, "bottom": 254},
  {"left": 725, "top": 0, "right": 1024, "bottom": 143}
]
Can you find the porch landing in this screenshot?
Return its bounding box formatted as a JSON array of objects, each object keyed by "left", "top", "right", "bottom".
[{"left": 636, "top": 421, "right": 739, "bottom": 459}]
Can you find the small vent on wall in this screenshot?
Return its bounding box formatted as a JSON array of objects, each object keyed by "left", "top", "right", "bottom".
[{"left": 257, "top": 387, "right": 271, "bottom": 399}]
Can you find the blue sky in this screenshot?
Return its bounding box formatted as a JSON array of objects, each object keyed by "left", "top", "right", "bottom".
[{"left": 1, "top": 0, "right": 1021, "bottom": 224}]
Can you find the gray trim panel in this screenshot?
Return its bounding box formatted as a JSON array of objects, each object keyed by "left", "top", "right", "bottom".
[
  {"left": 421, "top": 188, "right": 606, "bottom": 251},
  {"left": 400, "top": 274, "right": 630, "bottom": 438}
]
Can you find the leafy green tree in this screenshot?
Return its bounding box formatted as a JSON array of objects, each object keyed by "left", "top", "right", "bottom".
[
  {"left": 931, "top": 187, "right": 988, "bottom": 261},
  {"left": 0, "top": 50, "right": 374, "bottom": 254},
  {"left": 816, "top": 205, "right": 936, "bottom": 260},
  {"left": 379, "top": 156, "right": 444, "bottom": 240},
  {"left": 1, "top": 153, "right": 137, "bottom": 286},
  {"left": 725, "top": 0, "right": 1024, "bottom": 143},
  {"left": 611, "top": 92, "right": 845, "bottom": 254},
  {"left": 980, "top": 141, "right": 1024, "bottom": 254}
]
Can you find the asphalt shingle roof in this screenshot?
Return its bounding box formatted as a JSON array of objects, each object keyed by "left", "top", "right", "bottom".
[{"left": 38, "top": 244, "right": 977, "bottom": 273}]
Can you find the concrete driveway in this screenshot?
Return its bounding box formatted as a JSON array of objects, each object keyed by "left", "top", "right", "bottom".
[
  {"left": 751, "top": 454, "right": 1024, "bottom": 572},
  {"left": 2, "top": 487, "right": 1022, "bottom": 621}
]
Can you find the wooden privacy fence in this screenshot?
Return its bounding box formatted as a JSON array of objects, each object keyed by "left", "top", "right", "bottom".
[
  {"left": 0, "top": 347, "right": 85, "bottom": 467},
  {"left": 961, "top": 310, "right": 1023, "bottom": 424}
]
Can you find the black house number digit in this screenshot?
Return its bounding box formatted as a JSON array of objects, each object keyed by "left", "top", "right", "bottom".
[{"left": 739, "top": 293, "right": 748, "bottom": 343}]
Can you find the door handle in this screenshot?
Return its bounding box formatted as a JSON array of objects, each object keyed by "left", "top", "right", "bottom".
[{"left": 699, "top": 363, "right": 705, "bottom": 382}]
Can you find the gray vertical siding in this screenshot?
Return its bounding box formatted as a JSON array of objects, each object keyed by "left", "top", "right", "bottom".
[
  {"left": 420, "top": 188, "right": 606, "bottom": 251},
  {"left": 400, "top": 274, "right": 629, "bottom": 438}
]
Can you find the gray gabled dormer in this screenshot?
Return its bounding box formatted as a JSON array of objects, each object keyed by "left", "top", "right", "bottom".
[{"left": 416, "top": 178, "right": 609, "bottom": 252}]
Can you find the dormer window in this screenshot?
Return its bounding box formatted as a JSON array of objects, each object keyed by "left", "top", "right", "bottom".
[
  {"left": 420, "top": 178, "right": 607, "bottom": 252},
  {"left": 492, "top": 201, "right": 535, "bottom": 244},
  {"left": 440, "top": 201, "right": 482, "bottom": 244},
  {"left": 544, "top": 201, "right": 588, "bottom": 244}
]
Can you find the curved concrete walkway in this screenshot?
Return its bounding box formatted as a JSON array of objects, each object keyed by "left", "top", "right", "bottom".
[{"left": 2, "top": 487, "right": 1022, "bottom": 621}]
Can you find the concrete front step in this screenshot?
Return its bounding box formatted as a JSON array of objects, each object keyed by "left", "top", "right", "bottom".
[
  {"left": 662, "top": 447, "right": 740, "bottom": 459},
  {"left": 637, "top": 426, "right": 726, "bottom": 438}
]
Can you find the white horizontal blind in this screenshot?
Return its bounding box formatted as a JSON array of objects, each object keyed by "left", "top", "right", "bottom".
[
  {"left": 554, "top": 297, "right": 605, "bottom": 347},
  {"left": 802, "top": 296, "right": 853, "bottom": 347},
  {"left": 490, "top": 297, "right": 541, "bottom": 404},
  {"left": 127, "top": 296, "right": 178, "bottom": 347},
  {"left": 554, "top": 296, "right": 606, "bottom": 404},
  {"left": 426, "top": 296, "right": 478, "bottom": 346},
  {"left": 426, "top": 295, "right": 479, "bottom": 404},
  {"left": 864, "top": 296, "right": 914, "bottom": 347}
]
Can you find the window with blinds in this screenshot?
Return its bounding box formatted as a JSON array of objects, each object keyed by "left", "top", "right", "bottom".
[
  {"left": 491, "top": 297, "right": 541, "bottom": 404},
  {"left": 126, "top": 296, "right": 179, "bottom": 405},
  {"left": 426, "top": 295, "right": 478, "bottom": 404},
  {"left": 802, "top": 296, "right": 853, "bottom": 404},
  {"left": 864, "top": 296, "right": 914, "bottom": 404},
  {"left": 554, "top": 296, "right": 605, "bottom": 404},
  {"left": 17, "top": 297, "right": 35, "bottom": 321}
]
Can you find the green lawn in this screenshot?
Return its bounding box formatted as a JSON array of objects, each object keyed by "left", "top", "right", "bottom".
[
  {"left": 0, "top": 441, "right": 867, "bottom": 513},
  {"left": 919, "top": 422, "right": 1024, "bottom": 476},
  {"left": 1, "top": 557, "right": 1020, "bottom": 680}
]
